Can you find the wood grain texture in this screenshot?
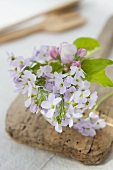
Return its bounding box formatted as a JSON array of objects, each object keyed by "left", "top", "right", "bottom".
[
  {"left": 5, "top": 16, "right": 113, "bottom": 165},
  {"left": 5, "top": 79, "right": 113, "bottom": 165}
]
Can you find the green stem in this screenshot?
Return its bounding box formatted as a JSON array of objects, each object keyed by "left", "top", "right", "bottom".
[{"left": 92, "top": 91, "right": 113, "bottom": 112}]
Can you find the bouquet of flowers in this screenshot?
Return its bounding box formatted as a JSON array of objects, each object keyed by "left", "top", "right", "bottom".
[{"left": 8, "top": 37, "right": 113, "bottom": 137}]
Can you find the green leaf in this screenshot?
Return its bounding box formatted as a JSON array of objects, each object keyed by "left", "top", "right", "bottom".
[
  {"left": 81, "top": 58, "right": 113, "bottom": 87},
  {"left": 73, "top": 37, "right": 100, "bottom": 55},
  {"left": 85, "top": 70, "right": 113, "bottom": 87},
  {"left": 50, "top": 61, "right": 63, "bottom": 73},
  {"left": 32, "top": 63, "right": 41, "bottom": 74},
  {"left": 81, "top": 58, "right": 113, "bottom": 74}
]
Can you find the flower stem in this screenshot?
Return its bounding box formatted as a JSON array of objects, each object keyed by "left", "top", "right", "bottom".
[{"left": 92, "top": 91, "right": 113, "bottom": 112}]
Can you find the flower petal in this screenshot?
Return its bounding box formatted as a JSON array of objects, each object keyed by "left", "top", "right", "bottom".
[
  {"left": 89, "top": 112, "right": 99, "bottom": 119},
  {"left": 89, "top": 129, "right": 96, "bottom": 137},
  {"left": 74, "top": 113, "right": 83, "bottom": 118},
  {"left": 30, "top": 104, "right": 37, "bottom": 113},
  {"left": 83, "top": 90, "right": 90, "bottom": 97},
  {"left": 60, "top": 86, "right": 66, "bottom": 94},
  {"left": 41, "top": 101, "right": 51, "bottom": 109},
  {"left": 48, "top": 93, "right": 55, "bottom": 103},
  {"left": 45, "top": 109, "right": 55, "bottom": 118},
  {"left": 69, "top": 118, "right": 73, "bottom": 128},
  {"left": 53, "top": 97, "right": 62, "bottom": 105},
  {"left": 25, "top": 98, "right": 31, "bottom": 107},
  {"left": 55, "top": 123, "right": 62, "bottom": 133}
]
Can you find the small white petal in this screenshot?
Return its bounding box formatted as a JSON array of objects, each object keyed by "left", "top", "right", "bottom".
[
  {"left": 83, "top": 90, "right": 90, "bottom": 97},
  {"left": 69, "top": 118, "right": 73, "bottom": 128},
  {"left": 74, "top": 113, "right": 83, "bottom": 118},
  {"left": 89, "top": 112, "right": 99, "bottom": 119},
  {"left": 22, "top": 86, "right": 28, "bottom": 94},
  {"left": 41, "top": 101, "right": 51, "bottom": 109},
  {"left": 53, "top": 97, "right": 62, "bottom": 105},
  {"left": 60, "top": 86, "right": 66, "bottom": 94},
  {"left": 66, "top": 112, "right": 71, "bottom": 118},
  {"left": 89, "top": 129, "right": 96, "bottom": 137},
  {"left": 45, "top": 109, "right": 55, "bottom": 118},
  {"left": 48, "top": 93, "right": 55, "bottom": 103},
  {"left": 55, "top": 123, "right": 62, "bottom": 133},
  {"left": 25, "top": 98, "right": 31, "bottom": 107}
]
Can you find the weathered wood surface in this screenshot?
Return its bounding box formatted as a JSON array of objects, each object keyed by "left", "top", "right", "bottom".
[
  {"left": 94, "top": 16, "right": 113, "bottom": 58},
  {"left": 5, "top": 76, "right": 113, "bottom": 165},
  {"left": 5, "top": 16, "right": 113, "bottom": 165}
]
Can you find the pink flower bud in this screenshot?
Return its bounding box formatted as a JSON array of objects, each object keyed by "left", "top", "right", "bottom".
[
  {"left": 59, "top": 42, "right": 77, "bottom": 64},
  {"left": 77, "top": 48, "right": 86, "bottom": 58},
  {"left": 72, "top": 61, "right": 81, "bottom": 68},
  {"left": 49, "top": 46, "right": 59, "bottom": 60}
]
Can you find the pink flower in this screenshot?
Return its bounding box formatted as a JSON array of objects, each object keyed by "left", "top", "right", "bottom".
[
  {"left": 72, "top": 61, "right": 81, "bottom": 68},
  {"left": 49, "top": 46, "right": 59, "bottom": 60},
  {"left": 77, "top": 48, "right": 86, "bottom": 58},
  {"left": 59, "top": 42, "right": 77, "bottom": 64}
]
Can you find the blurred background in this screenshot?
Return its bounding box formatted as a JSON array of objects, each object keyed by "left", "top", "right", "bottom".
[{"left": 0, "top": 0, "right": 113, "bottom": 170}]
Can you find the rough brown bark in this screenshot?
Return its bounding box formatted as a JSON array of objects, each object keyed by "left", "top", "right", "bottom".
[{"left": 5, "top": 16, "right": 113, "bottom": 165}]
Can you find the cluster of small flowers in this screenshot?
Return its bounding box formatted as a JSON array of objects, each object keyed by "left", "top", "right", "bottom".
[
  {"left": 73, "top": 112, "right": 106, "bottom": 137},
  {"left": 8, "top": 42, "right": 106, "bottom": 136}
]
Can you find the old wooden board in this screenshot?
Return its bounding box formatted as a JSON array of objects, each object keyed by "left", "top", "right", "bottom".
[
  {"left": 5, "top": 77, "right": 113, "bottom": 165},
  {"left": 5, "top": 16, "right": 113, "bottom": 165}
]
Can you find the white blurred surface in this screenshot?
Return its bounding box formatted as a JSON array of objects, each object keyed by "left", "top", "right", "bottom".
[
  {"left": 0, "top": 0, "right": 78, "bottom": 27},
  {"left": 0, "top": 0, "right": 113, "bottom": 170}
]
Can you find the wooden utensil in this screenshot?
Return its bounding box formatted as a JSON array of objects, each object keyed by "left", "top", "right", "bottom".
[
  {"left": 0, "top": 11, "right": 86, "bottom": 44},
  {"left": 0, "top": 0, "right": 80, "bottom": 35}
]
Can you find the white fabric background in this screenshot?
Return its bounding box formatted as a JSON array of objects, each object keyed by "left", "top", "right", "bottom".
[{"left": 0, "top": 0, "right": 113, "bottom": 170}]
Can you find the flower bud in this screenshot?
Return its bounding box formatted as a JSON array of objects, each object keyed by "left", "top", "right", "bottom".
[
  {"left": 49, "top": 46, "right": 59, "bottom": 60},
  {"left": 59, "top": 42, "right": 77, "bottom": 64},
  {"left": 72, "top": 61, "right": 81, "bottom": 68},
  {"left": 77, "top": 48, "right": 86, "bottom": 58}
]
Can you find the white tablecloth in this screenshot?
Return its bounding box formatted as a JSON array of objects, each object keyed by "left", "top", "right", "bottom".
[{"left": 0, "top": 0, "right": 113, "bottom": 170}]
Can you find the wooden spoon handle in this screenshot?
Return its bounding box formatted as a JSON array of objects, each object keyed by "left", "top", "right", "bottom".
[
  {"left": 0, "top": 1, "right": 79, "bottom": 35},
  {"left": 0, "top": 16, "right": 85, "bottom": 44},
  {"left": 0, "top": 23, "right": 44, "bottom": 44}
]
